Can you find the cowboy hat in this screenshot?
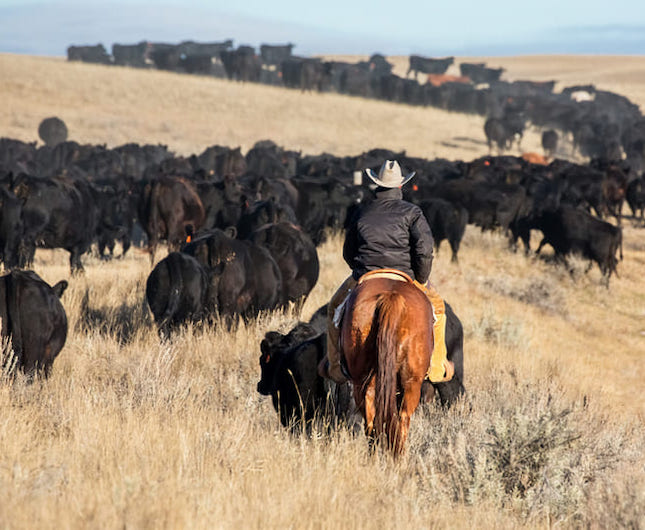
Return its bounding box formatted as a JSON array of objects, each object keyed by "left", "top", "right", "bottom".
[{"left": 365, "top": 160, "right": 416, "bottom": 188}]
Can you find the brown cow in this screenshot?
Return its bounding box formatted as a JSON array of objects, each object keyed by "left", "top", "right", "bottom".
[
  {"left": 426, "top": 74, "right": 471, "bottom": 86},
  {"left": 522, "top": 152, "right": 549, "bottom": 165},
  {"left": 138, "top": 176, "right": 205, "bottom": 265}
]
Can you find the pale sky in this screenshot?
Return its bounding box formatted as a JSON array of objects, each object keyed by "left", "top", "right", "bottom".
[{"left": 1, "top": 0, "right": 645, "bottom": 56}]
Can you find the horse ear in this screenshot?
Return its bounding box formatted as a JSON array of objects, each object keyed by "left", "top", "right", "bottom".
[{"left": 224, "top": 226, "right": 237, "bottom": 239}]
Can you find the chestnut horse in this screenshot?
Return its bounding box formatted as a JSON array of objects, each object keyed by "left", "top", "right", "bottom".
[{"left": 339, "top": 276, "right": 432, "bottom": 456}]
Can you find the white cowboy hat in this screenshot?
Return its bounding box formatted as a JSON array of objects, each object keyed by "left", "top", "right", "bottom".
[{"left": 365, "top": 160, "right": 416, "bottom": 188}]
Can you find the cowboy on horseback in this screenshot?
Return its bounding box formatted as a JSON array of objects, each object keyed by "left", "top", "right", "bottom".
[{"left": 318, "top": 160, "right": 454, "bottom": 385}]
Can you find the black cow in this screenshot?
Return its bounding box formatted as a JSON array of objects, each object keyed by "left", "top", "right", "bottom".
[
  {"left": 236, "top": 199, "right": 297, "bottom": 239},
  {"left": 112, "top": 42, "right": 149, "bottom": 67},
  {"left": 419, "top": 198, "right": 468, "bottom": 263},
  {"left": 459, "top": 63, "right": 504, "bottom": 84},
  {"left": 484, "top": 117, "right": 512, "bottom": 153},
  {"left": 429, "top": 178, "right": 527, "bottom": 234},
  {"left": 178, "top": 40, "right": 232, "bottom": 57},
  {"left": 182, "top": 228, "right": 282, "bottom": 322},
  {"left": 38, "top": 117, "right": 68, "bottom": 147},
  {"left": 281, "top": 57, "right": 329, "bottom": 92},
  {"left": 67, "top": 44, "right": 112, "bottom": 64},
  {"left": 11, "top": 174, "right": 99, "bottom": 273},
  {"left": 534, "top": 206, "right": 623, "bottom": 285},
  {"left": 407, "top": 55, "right": 454, "bottom": 79},
  {"left": 0, "top": 270, "right": 67, "bottom": 378},
  {"left": 248, "top": 222, "right": 319, "bottom": 311},
  {"left": 149, "top": 43, "right": 182, "bottom": 71},
  {"left": 146, "top": 252, "right": 211, "bottom": 337},
  {"left": 260, "top": 43, "right": 294, "bottom": 65},
  {"left": 220, "top": 47, "right": 261, "bottom": 82}
]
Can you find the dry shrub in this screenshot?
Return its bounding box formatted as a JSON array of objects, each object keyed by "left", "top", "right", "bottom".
[
  {"left": 465, "top": 304, "right": 529, "bottom": 351},
  {"left": 481, "top": 276, "right": 566, "bottom": 314},
  {"left": 408, "top": 374, "right": 643, "bottom": 525}
]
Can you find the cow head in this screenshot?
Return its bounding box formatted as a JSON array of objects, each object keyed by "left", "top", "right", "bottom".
[{"left": 257, "top": 331, "right": 285, "bottom": 395}]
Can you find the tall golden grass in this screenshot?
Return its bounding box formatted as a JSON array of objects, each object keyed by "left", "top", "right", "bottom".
[{"left": 0, "top": 53, "right": 644, "bottom": 528}]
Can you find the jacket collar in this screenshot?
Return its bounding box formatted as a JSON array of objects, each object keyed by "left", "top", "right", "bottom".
[{"left": 374, "top": 187, "right": 403, "bottom": 200}]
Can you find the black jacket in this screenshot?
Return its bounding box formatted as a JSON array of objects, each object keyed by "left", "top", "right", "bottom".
[{"left": 343, "top": 188, "right": 434, "bottom": 282}]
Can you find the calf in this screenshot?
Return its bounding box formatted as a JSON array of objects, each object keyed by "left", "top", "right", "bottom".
[{"left": 0, "top": 271, "right": 68, "bottom": 378}]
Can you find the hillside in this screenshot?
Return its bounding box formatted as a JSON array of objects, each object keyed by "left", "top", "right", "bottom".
[{"left": 0, "top": 53, "right": 644, "bottom": 528}]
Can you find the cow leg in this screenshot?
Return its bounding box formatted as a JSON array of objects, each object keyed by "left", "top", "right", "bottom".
[
  {"left": 449, "top": 240, "right": 459, "bottom": 263},
  {"left": 120, "top": 236, "right": 131, "bottom": 258},
  {"left": 69, "top": 248, "right": 84, "bottom": 275},
  {"left": 535, "top": 237, "right": 547, "bottom": 255}
]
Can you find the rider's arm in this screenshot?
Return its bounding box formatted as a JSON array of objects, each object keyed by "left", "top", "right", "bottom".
[
  {"left": 410, "top": 209, "right": 434, "bottom": 284},
  {"left": 342, "top": 219, "right": 359, "bottom": 270}
]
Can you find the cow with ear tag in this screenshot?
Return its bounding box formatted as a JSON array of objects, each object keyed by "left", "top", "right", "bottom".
[{"left": 182, "top": 227, "right": 282, "bottom": 323}]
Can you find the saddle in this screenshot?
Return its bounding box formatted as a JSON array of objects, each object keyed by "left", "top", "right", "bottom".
[{"left": 357, "top": 268, "right": 414, "bottom": 285}]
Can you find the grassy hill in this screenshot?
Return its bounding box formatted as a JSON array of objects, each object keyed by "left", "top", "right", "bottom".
[{"left": 0, "top": 53, "right": 644, "bottom": 528}]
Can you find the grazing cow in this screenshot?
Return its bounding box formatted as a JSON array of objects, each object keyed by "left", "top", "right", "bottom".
[
  {"left": 534, "top": 206, "right": 623, "bottom": 285},
  {"left": 0, "top": 270, "right": 67, "bottom": 378},
  {"left": 419, "top": 199, "right": 468, "bottom": 263},
  {"left": 407, "top": 55, "right": 454, "bottom": 79},
  {"left": 258, "top": 329, "right": 328, "bottom": 430},
  {"left": 38, "top": 117, "right": 68, "bottom": 147},
  {"left": 11, "top": 174, "right": 99, "bottom": 273},
  {"left": 182, "top": 229, "right": 282, "bottom": 322},
  {"left": 248, "top": 222, "right": 319, "bottom": 311},
  {"left": 541, "top": 130, "right": 559, "bottom": 159},
  {"left": 146, "top": 252, "right": 211, "bottom": 337},
  {"left": 138, "top": 176, "right": 206, "bottom": 264}
]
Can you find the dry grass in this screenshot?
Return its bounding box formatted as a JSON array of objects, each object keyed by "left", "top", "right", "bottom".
[{"left": 1, "top": 54, "right": 645, "bottom": 528}]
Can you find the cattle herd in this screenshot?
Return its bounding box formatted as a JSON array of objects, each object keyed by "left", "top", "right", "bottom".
[
  {"left": 2, "top": 45, "right": 645, "bottom": 429},
  {"left": 68, "top": 39, "right": 645, "bottom": 168}
]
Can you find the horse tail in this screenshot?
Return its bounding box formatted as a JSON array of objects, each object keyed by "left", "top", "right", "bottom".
[{"left": 374, "top": 291, "right": 405, "bottom": 448}]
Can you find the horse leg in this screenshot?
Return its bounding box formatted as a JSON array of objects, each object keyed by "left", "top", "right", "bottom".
[
  {"left": 395, "top": 380, "right": 422, "bottom": 456},
  {"left": 358, "top": 377, "right": 377, "bottom": 450}
]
